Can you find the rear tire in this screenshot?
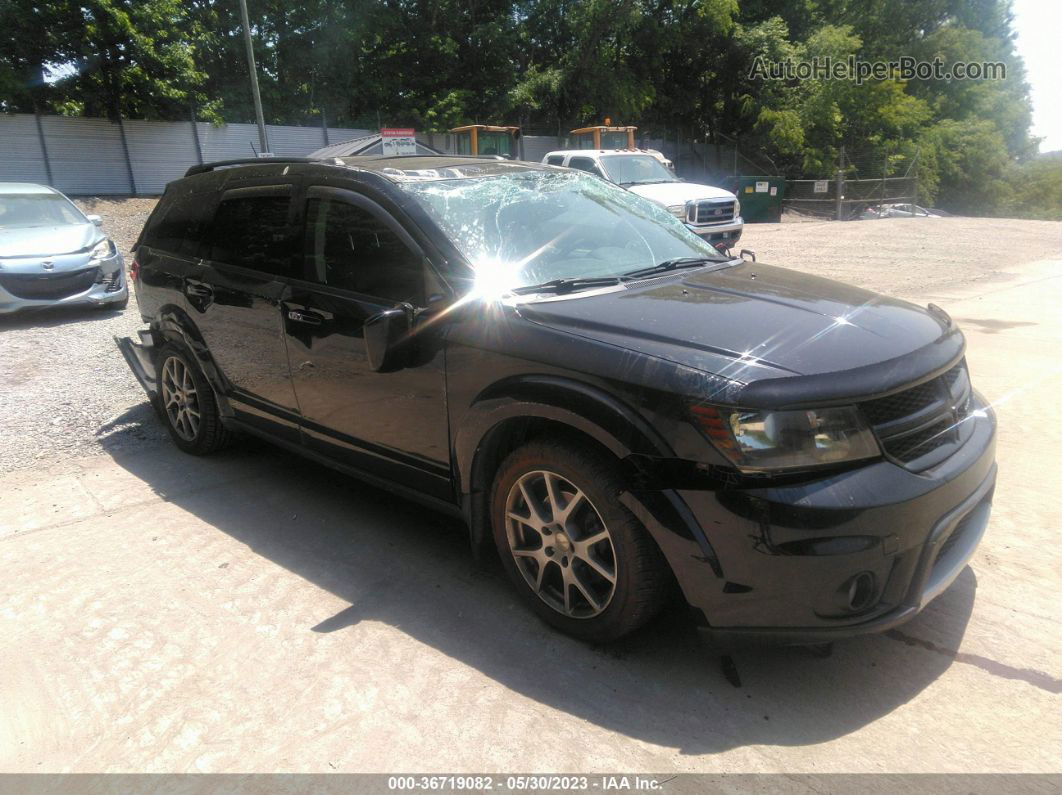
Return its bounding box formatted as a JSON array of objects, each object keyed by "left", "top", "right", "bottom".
[
  {"left": 490, "top": 438, "right": 670, "bottom": 642},
  {"left": 156, "top": 343, "right": 231, "bottom": 455}
]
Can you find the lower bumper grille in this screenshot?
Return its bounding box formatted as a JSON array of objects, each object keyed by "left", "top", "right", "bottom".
[
  {"left": 0, "top": 267, "right": 100, "bottom": 300},
  {"left": 99, "top": 269, "right": 124, "bottom": 293}
]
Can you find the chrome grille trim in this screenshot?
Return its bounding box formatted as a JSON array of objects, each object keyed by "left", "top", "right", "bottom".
[{"left": 688, "top": 199, "right": 736, "bottom": 226}]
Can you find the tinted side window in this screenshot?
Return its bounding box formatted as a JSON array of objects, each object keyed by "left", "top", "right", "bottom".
[
  {"left": 143, "top": 191, "right": 216, "bottom": 256},
  {"left": 568, "top": 157, "right": 600, "bottom": 175},
  {"left": 207, "top": 195, "right": 294, "bottom": 276},
  {"left": 545, "top": 155, "right": 564, "bottom": 166},
  {"left": 304, "top": 198, "right": 422, "bottom": 304}
]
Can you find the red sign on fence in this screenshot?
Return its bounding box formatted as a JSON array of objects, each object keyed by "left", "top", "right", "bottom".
[{"left": 381, "top": 128, "right": 416, "bottom": 155}]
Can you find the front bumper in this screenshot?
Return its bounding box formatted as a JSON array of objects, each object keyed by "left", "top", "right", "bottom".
[
  {"left": 0, "top": 253, "right": 127, "bottom": 315},
  {"left": 688, "top": 217, "right": 743, "bottom": 247},
  {"left": 649, "top": 396, "right": 997, "bottom": 643}
]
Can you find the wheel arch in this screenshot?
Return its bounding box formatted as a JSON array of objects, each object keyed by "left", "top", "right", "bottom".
[
  {"left": 456, "top": 375, "right": 676, "bottom": 558},
  {"left": 152, "top": 305, "right": 233, "bottom": 416}
]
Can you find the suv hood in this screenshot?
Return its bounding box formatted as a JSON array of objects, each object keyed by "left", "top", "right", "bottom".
[
  {"left": 627, "top": 181, "right": 735, "bottom": 206},
  {"left": 0, "top": 223, "right": 101, "bottom": 259},
  {"left": 517, "top": 262, "right": 963, "bottom": 406}
]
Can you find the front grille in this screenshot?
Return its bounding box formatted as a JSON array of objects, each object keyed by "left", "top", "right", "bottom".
[
  {"left": 0, "top": 267, "right": 100, "bottom": 300},
  {"left": 860, "top": 361, "right": 973, "bottom": 469},
  {"left": 689, "top": 200, "right": 735, "bottom": 225},
  {"left": 884, "top": 416, "right": 954, "bottom": 461},
  {"left": 861, "top": 379, "right": 941, "bottom": 425}
]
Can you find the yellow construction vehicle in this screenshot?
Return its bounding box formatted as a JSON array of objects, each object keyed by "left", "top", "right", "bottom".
[
  {"left": 450, "top": 125, "right": 521, "bottom": 158},
  {"left": 569, "top": 123, "right": 637, "bottom": 150}
]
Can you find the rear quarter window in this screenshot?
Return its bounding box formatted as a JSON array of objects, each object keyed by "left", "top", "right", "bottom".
[{"left": 140, "top": 187, "right": 217, "bottom": 257}]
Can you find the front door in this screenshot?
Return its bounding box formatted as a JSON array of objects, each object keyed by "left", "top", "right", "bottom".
[{"left": 283, "top": 186, "right": 451, "bottom": 500}]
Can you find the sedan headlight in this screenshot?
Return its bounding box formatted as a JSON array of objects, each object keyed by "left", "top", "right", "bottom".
[
  {"left": 690, "top": 404, "right": 879, "bottom": 471},
  {"left": 667, "top": 204, "right": 687, "bottom": 220},
  {"left": 90, "top": 239, "right": 116, "bottom": 260}
]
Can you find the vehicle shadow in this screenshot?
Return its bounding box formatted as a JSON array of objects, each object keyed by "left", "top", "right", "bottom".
[
  {"left": 0, "top": 304, "right": 126, "bottom": 331},
  {"left": 106, "top": 433, "right": 976, "bottom": 755}
]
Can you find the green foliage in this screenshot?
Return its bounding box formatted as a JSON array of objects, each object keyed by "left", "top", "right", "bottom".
[
  {"left": 1000, "top": 158, "right": 1062, "bottom": 221},
  {"left": 0, "top": 0, "right": 1053, "bottom": 217}
]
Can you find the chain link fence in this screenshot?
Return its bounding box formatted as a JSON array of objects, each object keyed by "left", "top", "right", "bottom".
[{"left": 784, "top": 145, "right": 920, "bottom": 220}]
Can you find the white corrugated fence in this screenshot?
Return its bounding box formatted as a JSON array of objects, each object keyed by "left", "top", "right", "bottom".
[{"left": 0, "top": 114, "right": 370, "bottom": 195}]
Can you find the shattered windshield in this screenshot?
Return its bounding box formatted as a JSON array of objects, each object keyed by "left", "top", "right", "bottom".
[{"left": 402, "top": 170, "right": 725, "bottom": 294}]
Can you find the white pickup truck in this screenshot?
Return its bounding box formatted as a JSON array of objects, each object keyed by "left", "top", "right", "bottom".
[{"left": 542, "top": 149, "right": 743, "bottom": 248}]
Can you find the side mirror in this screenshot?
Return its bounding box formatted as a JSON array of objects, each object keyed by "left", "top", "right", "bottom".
[
  {"left": 364, "top": 304, "right": 412, "bottom": 372},
  {"left": 87, "top": 214, "right": 103, "bottom": 227}
]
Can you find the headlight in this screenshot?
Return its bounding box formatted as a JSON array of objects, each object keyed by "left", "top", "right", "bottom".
[
  {"left": 690, "top": 404, "right": 879, "bottom": 471},
  {"left": 667, "top": 204, "right": 687, "bottom": 220},
  {"left": 90, "top": 239, "right": 116, "bottom": 260},
  {"left": 734, "top": 199, "right": 741, "bottom": 218}
]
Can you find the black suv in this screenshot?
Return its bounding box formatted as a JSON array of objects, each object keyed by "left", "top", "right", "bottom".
[{"left": 117, "top": 156, "right": 996, "bottom": 644}]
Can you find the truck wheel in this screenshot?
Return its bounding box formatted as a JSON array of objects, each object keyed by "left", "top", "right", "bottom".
[
  {"left": 156, "top": 343, "right": 231, "bottom": 455},
  {"left": 491, "top": 438, "right": 669, "bottom": 642}
]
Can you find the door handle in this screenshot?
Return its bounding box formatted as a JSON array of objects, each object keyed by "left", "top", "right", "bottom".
[
  {"left": 185, "top": 283, "right": 213, "bottom": 298},
  {"left": 287, "top": 309, "right": 324, "bottom": 326}
]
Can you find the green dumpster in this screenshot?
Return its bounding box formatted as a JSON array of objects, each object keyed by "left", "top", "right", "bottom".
[{"left": 721, "top": 176, "right": 785, "bottom": 222}]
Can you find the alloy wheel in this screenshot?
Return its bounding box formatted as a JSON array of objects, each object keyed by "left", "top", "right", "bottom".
[
  {"left": 160, "top": 355, "right": 201, "bottom": 442},
  {"left": 504, "top": 469, "right": 617, "bottom": 618}
]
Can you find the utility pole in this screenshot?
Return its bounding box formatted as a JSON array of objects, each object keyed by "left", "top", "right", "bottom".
[
  {"left": 238, "top": 0, "right": 270, "bottom": 155},
  {"left": 835, "top": 145, "right": 845, "bottom": 221}
]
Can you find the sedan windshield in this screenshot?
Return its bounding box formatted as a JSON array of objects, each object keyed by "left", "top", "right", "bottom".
[
  {"left": 0, "top": 193, "right": 86, "bottom": 229},
  {"left": 598, "top": 154, "right": 678, "bottom": 186},
  {"left": 403, "top": 170, "right": 726, "bottom": 294}
]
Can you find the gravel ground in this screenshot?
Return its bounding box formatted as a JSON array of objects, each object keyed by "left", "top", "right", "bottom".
[
  {"left": 0, "top": 198, "right": 165, "bottom": 474},
  {"left": 0, "top": 198, "right": 1060, "bottom": 475}
]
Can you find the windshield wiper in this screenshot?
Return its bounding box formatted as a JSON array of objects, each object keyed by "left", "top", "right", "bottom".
[
  {"left": 622, "top": 257, "right": 720, "bottom": 280},
  {"left": 509, "top": 276, "right": 624, "bottom": 295}
]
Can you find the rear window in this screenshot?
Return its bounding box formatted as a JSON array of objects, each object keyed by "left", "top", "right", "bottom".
[{"left": 206, "top": 194, "right": 295, "bottom": 277}]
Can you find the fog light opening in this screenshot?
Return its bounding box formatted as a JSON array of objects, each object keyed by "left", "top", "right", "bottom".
[{"left": 845, "top": 571, "right": 876, "bottom": 612}]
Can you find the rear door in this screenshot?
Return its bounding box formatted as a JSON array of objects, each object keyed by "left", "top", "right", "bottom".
[
  {"left": 283, "top": 185, "right": 451, "bottom": 499},
  {"left": 194, "top": 184, "right": 300, "bottom": 440}
]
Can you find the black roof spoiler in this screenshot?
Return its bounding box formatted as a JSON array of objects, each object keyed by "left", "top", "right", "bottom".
[{"left": 184, "top": 157, "right": 343, "bottom": 177}]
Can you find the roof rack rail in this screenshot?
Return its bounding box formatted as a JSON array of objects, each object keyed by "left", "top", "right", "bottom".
[{"left": 184, "top": 157, "right": 341, "bottom": 177}]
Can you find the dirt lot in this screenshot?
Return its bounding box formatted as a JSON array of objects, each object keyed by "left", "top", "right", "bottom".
[{"left": 0, "top": 203, "right": 1060, "bottom": 774}]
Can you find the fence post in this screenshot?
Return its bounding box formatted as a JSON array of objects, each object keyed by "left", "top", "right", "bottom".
[
  {"left": 835, "top": 145, "right": 845, "bottom": 221},
  {"left": 912, "top": 148, "right": 920, "bottom": 208},
  {"left": 320, "top": 110, "right": 328, "bottom": 146},
  {"left": 116, "top": 114, "right": 137, "bottom": 195},
  {"left": 33, "top": 111, "right": 54, "bottom": 186},
  {"left": 881, "top": 151, "right": 887, "bottom": 204}
]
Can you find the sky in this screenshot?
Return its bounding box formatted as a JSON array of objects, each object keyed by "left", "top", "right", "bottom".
[{"left": 1011, "top": 0, "right": 1062, "bottom": 153}]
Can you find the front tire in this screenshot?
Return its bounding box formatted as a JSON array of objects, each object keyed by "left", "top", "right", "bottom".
[
  {"left": 490, "top": 438, "right": 670, "bottom": 642},
  {"left": 156, "top": 343, "right": 231, "bottom": 455}
]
